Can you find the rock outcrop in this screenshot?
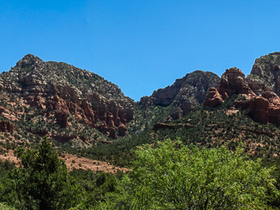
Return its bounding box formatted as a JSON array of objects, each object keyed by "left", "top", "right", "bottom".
[
  {"left": 139, "top": 70, "right": 220, "bottom": 117},
  {"left": 247, "top": 52, "right": 280, "bottom": 96},
  {"left": 204, "top": 63, "right": 280, "bottom": 127},
  {"left": 203, "top": 87, "right": 223, "bottom": 107},
  {"left": 118, "top": 123, "right": 127, "bottom": 137},
  {"left": 0, "top": 54, "right": 135, "bottom": 138},
  {"left": 218, "top": 67, "right": 255, "bottom": 99},
  {"left": 0, "top": 121, "right": 16, "bottom": 132},
  {"left": 245, "top": 92, "right": 280, "bottom": 126}
]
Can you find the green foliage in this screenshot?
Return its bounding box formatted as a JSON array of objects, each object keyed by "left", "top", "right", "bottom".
[
  {"left": 0, "top": 160, "right": 16, "bottom": 208},
  {"left": 102, "top": 139, "right": 279, "bottom": 209},
  {"left": 0, "top": 203, "right": 16, "bottom": 210},
  {"left": 3, "top": 137, "right": 82, "bottom": 210},
  {"left": 131, "top": 104, "right": 173, "bottom": 134},
  {"left": 69, "top": 169, "right": 123, "bottom": 208},
  {"left": 152, "top": 105, "right": 280, "bottom": 160}
]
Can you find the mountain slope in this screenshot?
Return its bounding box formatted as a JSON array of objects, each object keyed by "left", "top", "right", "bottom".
[
  {"left": 139, "top": 70, "right": 220, "bottom": 116},
  {"left": 130, "top": 70, "right": 220, "bottom": 134},
  {"left": 2, "top": 52, "right": 280, "bottom": 168},
  {"left": 0, "top": 54, "right": 134, "bottom": 150}
]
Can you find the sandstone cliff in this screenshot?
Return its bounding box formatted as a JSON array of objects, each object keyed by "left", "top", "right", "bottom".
[
  {"left": 204, "top": 63, "right": 280, "bottom": 127},
  {"left": 0, "top": 54, "right": 134, "bottom": 139}
]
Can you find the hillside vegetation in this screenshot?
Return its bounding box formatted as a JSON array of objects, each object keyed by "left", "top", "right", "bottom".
[{"left": 2, "top": 52, "right": 280, "bottom": 209}]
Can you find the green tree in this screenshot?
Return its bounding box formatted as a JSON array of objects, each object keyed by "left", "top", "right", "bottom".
[
  {"left": 102, "top": 139, "right": 279, "bottom": 209},
  {"left": 7, "top": 137, "right": 82, "bottom": 210}
]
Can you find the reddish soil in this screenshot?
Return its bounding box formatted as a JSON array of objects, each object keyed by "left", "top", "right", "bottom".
[
  {"left": 0, "top": 149, "right": 20, "bottom": 166},
  {"left": 226, "top": 109, "right": 239, "bottom": 116},
  {"left": 0, "top": 148, "right": 129, "bottom": 173},
  {"left": 62, "top": 153, "right": 130, "bottom": 173}
]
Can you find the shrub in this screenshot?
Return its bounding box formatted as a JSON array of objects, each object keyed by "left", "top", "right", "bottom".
[
  {"left": 102, "top": 139, "right": 279, "bottom": 209},
  {"left": 5, "top": 137, "right": 82, "bottom": 210}
]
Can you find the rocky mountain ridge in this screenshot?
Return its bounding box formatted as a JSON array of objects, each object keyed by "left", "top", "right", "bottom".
[
  {"left": 204, "top": 52, "right": 280, "bottom": 127},
  {"left": 139, "top": 70, "right": 220, "bottom": 119},
  {"left": 1, "top": 52, "right": 280, "bottom": 144},
  {"left": 0, "top": 54, "right": 134, "bottom": 141},
  {"left": 1, "top": 52, "right": 280, "bottom": 173},
  {"left": 247, "top": 52, "right": 280, "bottom": 95}
]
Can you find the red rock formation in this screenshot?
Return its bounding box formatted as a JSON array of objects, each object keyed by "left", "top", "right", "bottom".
[
  {"left": 47, "top": 95, "right": 69, "bottom": 111},
  {"left": 55, "top": 110, "right": 69, "bottom": 128},
  {"left": 109, "top": 127, "right": 116, "bottom": 139},
  {"left": 205, "top": 68, "right": 280, "bottom": 127},
  {"left": 0, "top": 54, "right": 136, "bottom": 140},
  {"left": 262, "top": 91, "right": 280, "bottom": 106},
  {"left": 118, "top": 123, "right": 127, "bottom": 137},
  {"left": 218, "top": 68, "right": 255, "bottom": 99},
  {"left": 245, "top": 92, "right": 280, "bottom": 126},
  {"left": 44, "top": 94, "right": 132, "bottom": 137},
  {"left": 246, "top": 97, "right": 270, "bottom": 124},
  {"left": 0, "top": 121, "right": 16, "bottom": 132},
  {"left": 203, "top": 87, "right": 224, "bottom": 107},
  {"left": 107, "top": 113, "right": 115, "bottom": 127}
]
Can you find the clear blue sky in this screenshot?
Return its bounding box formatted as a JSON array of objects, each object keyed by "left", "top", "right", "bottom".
[{"left": 1, "top": 1, "right": 280, "bottom": 101}]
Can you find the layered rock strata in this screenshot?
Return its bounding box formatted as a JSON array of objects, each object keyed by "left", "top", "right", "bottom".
[
  {"left": 204, "top": 65, "right": 280, "bottom": 126},
  {"left": 0, "top": 54, "right": 134, "bottom": 138},
  {"left": 203, "top": 87, "right": 223, "bottom": 107}
]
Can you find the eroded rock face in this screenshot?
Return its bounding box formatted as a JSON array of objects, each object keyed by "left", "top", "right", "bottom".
[
  {"left": 262, "top": 91, "right": 280, "bottom": 106},
  {"left": 0, "top": 54, "right": 135, "bottom": 137},
  {"left": 139, "top": 70, "right": 220, "bottom": 116},
  {"left": 203, "top": 87, "right": 223, "bottom": 107},
  {"left": 118, "top": 123, "right": 127, "bottom": 137},
  {"left": 245, "top": 94, "right": 280, "bottom": 126},
  {"left": 55, "top": 110, "right": 69, "bottom": 128},
  {"left": 205, "top": 65, "right": 280, "bottom": 127},
  {"left": 248, "top": 52, "right": 280, "bottom": 96},
  {"left": 0, "top": 121, "right": 16, "bottom": 132},
  {"left": 246, "top": 96, "right": 270, "bottom": 124},
  {"left": 246, "top": 76, "right": 271, "bottom": 96},
  {"left": 218, "top": 67, "right": 255, "bottom": 99}
]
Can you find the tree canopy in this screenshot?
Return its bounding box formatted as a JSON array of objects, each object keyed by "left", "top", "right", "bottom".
[
  {"left": 6, "top": 137, "right": 81, "bottom": 210},
  {"left": 102, "top": 139, "right": 279, "bottom": 209}
]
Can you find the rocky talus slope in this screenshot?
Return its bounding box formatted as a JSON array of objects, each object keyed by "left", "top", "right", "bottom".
[{"left": 0, "top": 54, "right": 134, "bottom": 141}]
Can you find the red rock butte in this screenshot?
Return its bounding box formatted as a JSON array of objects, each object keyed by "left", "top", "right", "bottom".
[{"left": 204, "top": 67, "right": 280, "bottom": 126}]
